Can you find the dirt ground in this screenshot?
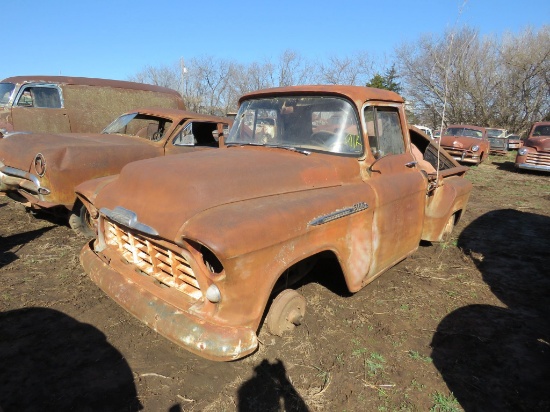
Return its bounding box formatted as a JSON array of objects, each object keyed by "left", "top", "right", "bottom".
[{"left": 1, "top": 153, "right": 549, "bottom": 412}]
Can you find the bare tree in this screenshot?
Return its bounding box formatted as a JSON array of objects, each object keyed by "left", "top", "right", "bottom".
[
  {"left": 315, "top": 51, "right": 374, "bottom": 85},
  {"left": 396, "top": 25, "right": 550, "bottom": 134}
]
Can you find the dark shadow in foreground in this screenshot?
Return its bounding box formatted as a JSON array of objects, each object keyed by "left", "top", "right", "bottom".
[
  {"left": 431, "top": 209, "right": 550, "bottom": 411},
  {"left": 237, "top": 359, "right": 309, "bottom": 412},
  {"left": 0, "top": 307, "right": 142, "bottom": 412},
  {"left": 0, "top": 226, "right": 54, "bottom": 268}
]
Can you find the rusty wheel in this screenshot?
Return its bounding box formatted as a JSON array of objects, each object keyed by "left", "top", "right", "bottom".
[
  {"left": 69, "top": 203, "right": 96, "bottom": 238},
  {"left": 266, "top": 289, "right": 306, "bottom": 336}
]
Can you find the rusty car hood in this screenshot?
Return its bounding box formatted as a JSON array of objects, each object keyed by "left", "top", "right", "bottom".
[
  {"left": 439, "top": 135, "right": 483, "bottom": 149},
  {"left": 0, "top": 132, "right": 160, "bottom": 171},
  {"left": 94, "top": 147, "right": 361, "bottom": 241},
  {"left": 525, "top": 136, "right": 550, "bottom": 152}
]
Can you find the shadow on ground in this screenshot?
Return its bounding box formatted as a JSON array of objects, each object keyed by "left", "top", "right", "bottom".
[
  {"left": 237, "top": 359, "right": 309, "bottom": 411},
  {"left": 0, "top": 307, "right": 142, "bottom": 411},
  {"left": 0, "top": 226, "right": 54, "bottom": 268},
  {"left": 431, "top": 209, "right": 550, "bottom": 411}
]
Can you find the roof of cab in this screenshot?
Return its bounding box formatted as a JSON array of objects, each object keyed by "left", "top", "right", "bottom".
[
  {"left": 238, "top": 85, "right": 404, "bottom": 107},
  {"left": 1, "top": 75, "right": 181, "bottom": 96}
]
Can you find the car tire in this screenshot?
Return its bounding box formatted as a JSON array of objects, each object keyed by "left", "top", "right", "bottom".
[
  {"left": 69, "top": 203, "right": 95, "bottom": 237},
  {"left": 266, "top": 289, "right": 306, "bottom": 336}
]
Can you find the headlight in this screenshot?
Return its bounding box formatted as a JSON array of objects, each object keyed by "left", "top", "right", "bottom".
[
  {"left": 471, "top": 145, "right": 480, "bottom": 152},
  {"left": 518, "top": 148, "right": 529, "bottom": 155},
  {"left": 205, "top": 284, "right": 221, "bottom": 303},
  {"left": 34, "top": 153, "right": 46, "bottom": 176}
]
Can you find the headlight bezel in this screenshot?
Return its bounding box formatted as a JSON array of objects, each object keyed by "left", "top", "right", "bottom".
[{"left": 471, "top": 145, "right": 480, "bottom": 152}]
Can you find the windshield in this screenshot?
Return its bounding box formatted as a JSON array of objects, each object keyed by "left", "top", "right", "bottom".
[
  {"left": 486, "top": 128, "right": 506, "bottom": 138},
  {"left": 0, "top": 83, "right": 16, "bottom": 106},
  {"left": 532, "top": 125, "right": 550, "bottom": 137},
  {"left": 226, "top": 96, "right": 363, "bottom": 156},
  {"left": 444, "top": 127, "right": 483, "bottom": 139},
  {"left": 102, "top": 113, "right": 173, "bottom": 141}
]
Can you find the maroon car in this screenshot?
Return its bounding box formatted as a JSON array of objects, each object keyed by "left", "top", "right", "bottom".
[{"left": 438, "top": 124, "right": 490, "bottom": 164}]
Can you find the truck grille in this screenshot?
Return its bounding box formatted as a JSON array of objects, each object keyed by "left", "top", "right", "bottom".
[
  {"left": 104, "top": 220, "right": 202, "bottom": 300},
  {"left": 525, "top": 152, "right": 550, "bottom": 167}
]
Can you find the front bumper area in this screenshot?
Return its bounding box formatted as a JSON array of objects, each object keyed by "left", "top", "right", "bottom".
[
  {"left": 515, "top": 162, "right": 550, "bottom": 172},
  {"left": 80, "top": 241, "right": 258, "bottom": 361},
  {"left": 0, "top": 161, "right": 53, "bottom": 207},
  {"left": 442, "top": 148, "right": 481, "bottom": 164}
]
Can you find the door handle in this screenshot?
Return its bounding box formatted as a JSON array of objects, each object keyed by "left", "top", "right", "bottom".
[{"left": 405, "top": 161, "right": 418, "bottom": 168}]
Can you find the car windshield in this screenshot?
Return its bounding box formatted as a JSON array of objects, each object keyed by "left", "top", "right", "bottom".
[
  {"left": 486, "top": 128, "right": 506, "bottom": 137},
  {"left": 226, "top": 96, "right": 363, "bottom": 156},
  {"left": 444, "top": 127, "right": 483, "bottom": 139},
  {"left": 102, "top": 113, "right": 173, "bottom": 141},
  {"left": 532, "top": 125, "right": 550, "bottom": 137},
  {"left": 0, "top": 83, "right": 15, "bottom": 106}
]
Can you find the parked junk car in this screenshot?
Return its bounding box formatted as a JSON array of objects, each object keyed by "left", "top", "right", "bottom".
[
  {"left": 486, "top": 127, "right": 508, "bottom": 154},
  {"left": 506, "top": 134, "right": 523, "bottom": 150},
  {"left": 413, "top": 124, "right": 433, "bottom": 139},
  {"left": 438, "top": 124, "right": 490, "bottom": 164},
  {"left": 0, "top": 108, "right": 231, "bottom": 235},
  {"left": 515, "top": 121, "right": 550, "bottom": 172},
  {"left": 0, "top": 76, "right": 184, "bottom": 137},
  {"left": 78, "top": 85, "right": 472, "bottom": 361}
]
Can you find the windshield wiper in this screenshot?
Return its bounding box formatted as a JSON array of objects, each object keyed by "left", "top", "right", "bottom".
[
  {"left": 265, "top": 144, "right": 311, "bottom": 155},
  {"left": 226, "top": 142, "right": 264, "bottom": 147}
]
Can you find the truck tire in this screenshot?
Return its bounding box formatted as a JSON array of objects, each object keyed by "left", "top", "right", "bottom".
[{"left": 266, "top": 289, "right": 306, "bottom": 336}]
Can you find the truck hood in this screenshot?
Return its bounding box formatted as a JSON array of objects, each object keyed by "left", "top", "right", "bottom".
[
  {"left": 0, "top": 132, "right": 158, "bottom": 171},
  {"left": 94, "top": 147, "right": 361, "bottom": 242},
  {"left": 439, "top": 135, "right": 483, "bottom": 150},
  {"left": 525, "top": 136, "right": 550, "bottom": 152}
]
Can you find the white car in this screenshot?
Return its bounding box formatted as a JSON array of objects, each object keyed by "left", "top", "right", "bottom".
[{"left": 413, "top": 125, "right": 433, "bottom": 139}]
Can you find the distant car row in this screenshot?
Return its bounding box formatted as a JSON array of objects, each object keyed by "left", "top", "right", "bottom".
[{"left": 414, "top": 122, "right": 549, "bottom": 171}]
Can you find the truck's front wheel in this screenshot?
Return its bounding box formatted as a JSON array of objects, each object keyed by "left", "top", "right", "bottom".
[{"left": 266, "top": 289, "right": 306, "bottom": 336}]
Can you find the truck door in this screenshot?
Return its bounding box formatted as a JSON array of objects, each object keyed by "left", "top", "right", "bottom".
[
  {"left": 362, "top": 106, "right": 426, "bottom": 279},
  {"left": 10, "top": 84, "right": 70, "bottom": 133}
]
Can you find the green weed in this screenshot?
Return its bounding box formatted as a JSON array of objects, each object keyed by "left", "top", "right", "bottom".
[{"left": 430, "top": 392, "right": 461, "bottom": 412}]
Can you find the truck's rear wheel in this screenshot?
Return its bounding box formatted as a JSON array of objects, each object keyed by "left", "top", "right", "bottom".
[
  {"left": 69, "top": 203, "right": 95, "bottom": 237},
  {"left": 266, "top": 289, "right": 306, "bottom": 336}
]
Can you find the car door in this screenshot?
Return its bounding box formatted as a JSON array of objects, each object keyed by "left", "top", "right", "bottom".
[
  {"left": 362, "top": 105, "right": 427, "bottom": 279},
  {"left": 10, "top": 84, "right": 70, "bottom": 133}
]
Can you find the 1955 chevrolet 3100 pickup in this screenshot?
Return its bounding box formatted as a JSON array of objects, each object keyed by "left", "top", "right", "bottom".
[{"left": 77, "top": 85, "right": 472, "bottom": 361}]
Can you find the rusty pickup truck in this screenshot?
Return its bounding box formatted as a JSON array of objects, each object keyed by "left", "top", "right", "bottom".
[
  {"left": 0, "top": 108, "right": 231, "bottom": 235},
  {"left": 515, "top": 121, "right": 550, "bottom": 172},
  {"left": 78, "top": 86, "right": 472, "bottom": 361}
]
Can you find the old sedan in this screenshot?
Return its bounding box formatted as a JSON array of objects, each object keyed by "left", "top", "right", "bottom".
[
  {"left": 438, "top": 124, "right": 490, "bottom": 164},
  {"left": 0, "top": 108, "right": 231, "bottom": 234},
  {"left": 515, "top": 122, "right": 550, "bottom": 172}
]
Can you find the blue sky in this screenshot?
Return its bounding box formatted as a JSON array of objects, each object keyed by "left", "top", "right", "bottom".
[{"left": 3, "top": 0, "right": 548, "bottom": 82}]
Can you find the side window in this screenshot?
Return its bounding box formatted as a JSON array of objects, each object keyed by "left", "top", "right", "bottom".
[
  {"left": 364, "top": 106, "right": 405, "bottom": 158},
  {"left": 173, "top": 122, "right": 218, "bottom": 147},
  {"left": 16, "top": 86, "right": 62, "bottom": 108}
]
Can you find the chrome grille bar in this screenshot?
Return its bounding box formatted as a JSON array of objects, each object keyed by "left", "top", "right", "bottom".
[{"left": 104, "top": 220, "right": 201, "bottom": 300}]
